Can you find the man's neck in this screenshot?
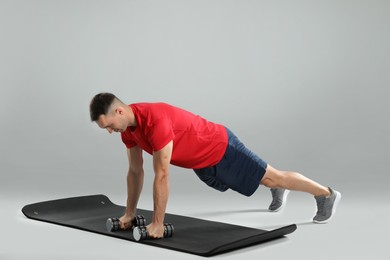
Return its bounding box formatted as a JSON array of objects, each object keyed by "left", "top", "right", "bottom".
[{"left": 126, "top": 105, "right": 136, "bottom": 127}]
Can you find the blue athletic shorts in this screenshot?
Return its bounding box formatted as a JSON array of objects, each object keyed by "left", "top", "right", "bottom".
[{"left": 193, "top": 127, "right": 268, "bottom": 196}]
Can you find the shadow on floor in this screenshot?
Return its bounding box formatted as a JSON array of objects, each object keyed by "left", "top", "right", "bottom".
[
  {"left": 190, "top": 208, "right": 270, "bottom": 217},
  {"left": 188, "top": 208, "right": 315, "bottom": 230}
]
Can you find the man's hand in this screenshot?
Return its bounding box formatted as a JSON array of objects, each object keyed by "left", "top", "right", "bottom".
[
  {"left": 146, "top": 222, "right": 165, "bottom": 238},
  {"left": 119, "top": 214, "right": 135, "bottom": 230}
]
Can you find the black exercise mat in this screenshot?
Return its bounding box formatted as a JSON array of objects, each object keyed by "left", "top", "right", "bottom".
[{"left": 22, "top": 194, "right": 297, "bottom": 256}]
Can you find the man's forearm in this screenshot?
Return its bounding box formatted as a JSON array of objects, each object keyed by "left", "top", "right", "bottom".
[
  {"left": 125, "top": 169, "right": 144, "bottom": 216},
  {"left": 152, "top": 172, "right": 169, "bottom": 224}
]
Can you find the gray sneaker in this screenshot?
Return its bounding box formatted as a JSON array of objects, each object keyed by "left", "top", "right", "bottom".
[
  {"left": 313, "top": 187, "right": 341, "bottom": 223},
  {"left": 268, "top": 188, "right": 290, "bottom": 212}
]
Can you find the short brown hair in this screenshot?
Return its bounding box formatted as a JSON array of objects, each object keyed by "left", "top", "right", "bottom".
[{"left": 89, "top": 92, "right": 118, "bottom": 121}]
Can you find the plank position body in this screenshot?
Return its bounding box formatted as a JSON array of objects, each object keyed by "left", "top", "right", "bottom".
[{"left": 90, "top": 93, "right": 341, "bottom": 238}]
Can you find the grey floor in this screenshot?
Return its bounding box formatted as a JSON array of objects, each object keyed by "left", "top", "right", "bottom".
[{"left": 2, "top": 182, "right": 389, "bottom": 260}]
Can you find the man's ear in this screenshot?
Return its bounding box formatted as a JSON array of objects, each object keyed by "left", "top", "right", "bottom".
[{"left": 115, "top": 107, "right": 124, "bottom": 115}]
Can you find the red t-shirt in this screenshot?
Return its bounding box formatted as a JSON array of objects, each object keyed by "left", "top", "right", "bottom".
[{"left": 121, "top": 103, "right": 228, "bottom": 169}]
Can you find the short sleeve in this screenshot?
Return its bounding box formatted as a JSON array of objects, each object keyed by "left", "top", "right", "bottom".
[
  {"left": 145, "top": 117, "right": 175, "bottom": 151},
  {"left": 121, "top": 132, "right": 137, "bottom": 149}
]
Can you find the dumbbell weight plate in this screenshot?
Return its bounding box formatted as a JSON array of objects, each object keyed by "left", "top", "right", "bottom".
[
  {"left": 133, "top": 215, "right": 146, "bottom": 227},
  {"left": 164, "top": 223, "right": 174, "bottom": 237},
  {"left": 106, "top": 217, "right": 120, "bottom": 232},
  {"left": 133, "top": 226, "right": 147, "bottom": 241}
]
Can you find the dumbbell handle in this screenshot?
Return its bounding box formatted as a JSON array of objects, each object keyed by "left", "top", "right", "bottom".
[
  {"left": 106, "top": 215, "right": 146, "bottom": 232},
  {"left": 133, "top": 223, "right": 174, "bottom": 241}
]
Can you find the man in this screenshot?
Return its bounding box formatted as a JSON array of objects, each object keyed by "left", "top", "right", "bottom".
[{"left": 89, "top": 93, "right": 341, "bottom": 238}]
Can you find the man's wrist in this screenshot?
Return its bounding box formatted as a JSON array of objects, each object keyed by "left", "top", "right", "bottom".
[
  {"left": 152, "top": 213, "right": 165, "bottom": 225},
  {"left": 151, "top": 220, "right": 164, "bottom": 227},
  {"left": 125, "top": 208, "right": 136, "bottom": 218}
]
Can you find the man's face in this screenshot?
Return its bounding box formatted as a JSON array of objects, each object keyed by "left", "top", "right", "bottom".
[{"left": 96, "top": 110, "right": 127, "bottom": 134}]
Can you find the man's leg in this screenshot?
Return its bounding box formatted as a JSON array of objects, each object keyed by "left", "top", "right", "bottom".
[{"left": 261, "top": 165, "right": 330, "bottom": 196}]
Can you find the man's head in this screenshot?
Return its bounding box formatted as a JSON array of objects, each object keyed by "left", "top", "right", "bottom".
[{"left": 89, "top": 93, "right": 130, "bottom": 133}]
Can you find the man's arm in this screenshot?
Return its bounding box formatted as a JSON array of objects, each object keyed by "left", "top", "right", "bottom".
[
  {"left": 120, "top": 146, "right": 144, "bottom": 229},
  {"left": 148, "top": 140, "right": 173, "bottom": 238}
]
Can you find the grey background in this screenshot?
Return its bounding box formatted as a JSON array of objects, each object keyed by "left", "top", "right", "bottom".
[{"left": 1, "top": 0, "right": 389, "bottom": 259}]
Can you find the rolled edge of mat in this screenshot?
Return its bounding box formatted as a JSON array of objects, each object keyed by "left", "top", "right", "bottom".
[{"left": 205, "top": 224, "right": 297, "bottom": 256}]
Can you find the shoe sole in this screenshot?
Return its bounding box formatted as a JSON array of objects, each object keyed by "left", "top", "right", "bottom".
[
  {"left": 313, "top": 191, "right": 342, "bottom": 224},
  {"left": 269, "top": 190, "right": 290, "bottom": 212}
]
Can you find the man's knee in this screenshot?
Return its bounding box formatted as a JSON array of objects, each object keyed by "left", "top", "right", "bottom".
[
  {"left": 260, "top": 165, "right": 285, "bottom": 188},
  {"left": 261, "top": 178, "right": 276, "bottom": 188}
]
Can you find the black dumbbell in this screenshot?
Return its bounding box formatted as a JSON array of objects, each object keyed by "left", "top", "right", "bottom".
[
  {"left": 106, "top": 215, "right": 146, "bottom": 232},
  {"left": 133, "top": 223, "right": 174, "bottom": 241}
]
